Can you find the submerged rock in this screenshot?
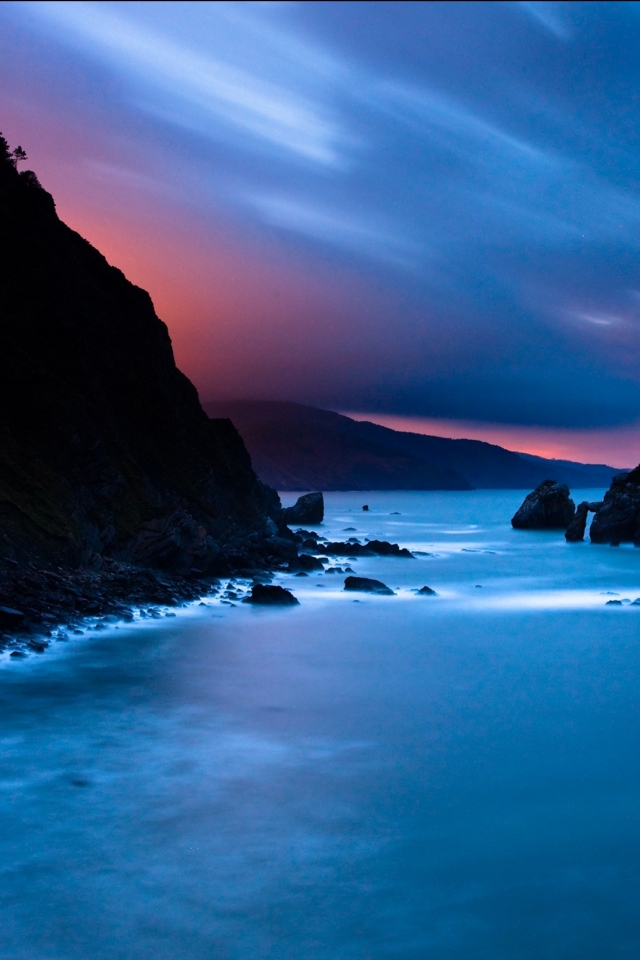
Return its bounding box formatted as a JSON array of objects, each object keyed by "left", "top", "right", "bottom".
[
  {"left": 282, "top": 492, "right": 324, "bottom": 525},
  {"left": 589, "top": 466, "right": 640, "bottom": 544},
  {"left": 511, "top": 481, "right": 575, "bottom": 530},
  {"left": 242, "top": 584, "right": 299, "bottom": 606},
  {"left": 343, "top": 576, "right": 394, "bottom": 595}
]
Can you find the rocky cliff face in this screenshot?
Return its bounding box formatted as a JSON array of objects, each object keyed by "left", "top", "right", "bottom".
[{"left": 0, "top": 139, "right": 279, "bottom": 574}]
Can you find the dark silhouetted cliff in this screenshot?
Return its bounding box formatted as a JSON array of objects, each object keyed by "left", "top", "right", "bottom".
[{"left": 0, "top": 138, "right": 279, "bottom": 574}]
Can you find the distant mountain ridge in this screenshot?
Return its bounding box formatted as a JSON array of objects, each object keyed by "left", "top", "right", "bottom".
[{"left": 202, "top": 401, "right": 618, "bottom": 492}]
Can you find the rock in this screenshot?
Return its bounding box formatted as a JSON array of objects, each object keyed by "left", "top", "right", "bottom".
[
  {"left": 565, "top": 501, "right": 589, "bottom": 542},
  {"left": 259, "top": 536, "right": 298, "bottom": 564},
  {"left": 0, "top": 606, "right": 25, "bottom": 627},
  {"left": 589, "top": 467, "right": 640, "bottom": 544},
  {"left": 565, "top": 500, "right": 603, "bottom": 542},
  {"left": 281, "top": 493, "right": 324, "bottom": 525},
  {"left": 242, "top": 584, "right": 299, "bottom": 605},
  {"left": 362, "top": 505, "right": 369, "bottom": 511},
  {"left": 343, "top": 576, "right": 394, "bottom": 595},
  {"left": 126, "top": 510, "right": 221, "bottom": 575},
  {"left": 366, "top": 539, "right": 414, "bottom": 558},
  {"left": 511, "top": 481, "right": 575, "bottom": 530},
  {"left": 417, "top": 586, "right": 437, "bottom": 595},
  {"left": 27, "top": 638, "right": 48, "bottom": 652},
  {"left": 287, "top": 553, "right": 324, "bottom": 573},
  {"left": 322, "top": 539, "right": 414, "bottom": 558}
]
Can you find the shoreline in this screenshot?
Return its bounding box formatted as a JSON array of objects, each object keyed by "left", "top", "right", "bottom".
[{"left": 0, "top": 559, "right": 277, "bottom": 658}]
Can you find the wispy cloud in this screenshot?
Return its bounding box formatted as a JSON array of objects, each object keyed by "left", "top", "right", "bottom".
[
  {"left": 22, "top": 1, "right": 348, "bottom": 165},
  {"left": 245, "top": 194, "right": 420, "bottom": 265},
  {"left": 374, "top": 79, "right": 552, "bottom": 167},
  {"left": 571, "top": 311, "right": 621, "bottom": 327},
  {"left": 518, "top": 1, "right": 569, "bottom": 40}
]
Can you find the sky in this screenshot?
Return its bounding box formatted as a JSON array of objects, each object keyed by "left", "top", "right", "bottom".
[{"left": 1, "top": 1, "right": 640, "bottom": 466}]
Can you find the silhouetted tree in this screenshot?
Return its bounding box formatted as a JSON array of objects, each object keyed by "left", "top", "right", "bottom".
[
  {"left": 12, "top": 145, "right": 27, "bottom": 166},
  {"left": 0, "top": 133, "right": 11, "bottom": 164}
]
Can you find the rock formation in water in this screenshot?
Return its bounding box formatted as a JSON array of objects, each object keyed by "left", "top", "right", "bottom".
[
  {"left": 343, "top": 576, "right": 394, "bottom": 595},
  {"left": 564, "top": 500, "right": 603, "bottom": 542},
  {"left": 322, "top": 539, "right": 414, "bottom": 558},
  {"left": 281, "top": 492, "right": 324, "bottom": 525},
  {"left": 589, "top": 466, "right": 640, "bottom": 544},
  {"left": 0, "top": 134, "right": 280, "bottom": 577},
  {"left": 511, "top": 481, "right": 576, "bottom": 530},
  {"left": 242, "top": 584, "right": 299, "bottom": 605}
]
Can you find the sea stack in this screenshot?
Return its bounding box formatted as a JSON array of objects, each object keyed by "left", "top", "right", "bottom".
[
  {"left": 281, "top": 492, "right": 324, "bottom": 525},
  {"left": 589, "top": 467, "right": 640, "bottom": 544},
  {"left": 511, "top": 481, "right": 575, "bottom": 530}
]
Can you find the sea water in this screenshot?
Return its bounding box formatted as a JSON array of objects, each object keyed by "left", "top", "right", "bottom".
[{"left": 1, "top": 490, "right": 639, "bottom": 959}]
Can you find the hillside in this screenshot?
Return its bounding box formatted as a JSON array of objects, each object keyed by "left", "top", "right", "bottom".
[
  {"left": 202, "top": 401, "right": 617, "bottom": 491},
  {"left": 0, "top": 137, "right": 279, "bottom": 574}
]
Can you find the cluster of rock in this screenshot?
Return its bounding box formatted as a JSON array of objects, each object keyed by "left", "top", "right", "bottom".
[
  {"left": 0, "top": 561, "right": 217, "bottom": 651},
  {"left": 512, "top": 466, "right": 640, "bottom": 544}
]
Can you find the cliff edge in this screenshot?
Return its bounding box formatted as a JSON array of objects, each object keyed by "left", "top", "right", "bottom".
[{"left": 0, "top": 135, "right": 279, "bottom": 576}]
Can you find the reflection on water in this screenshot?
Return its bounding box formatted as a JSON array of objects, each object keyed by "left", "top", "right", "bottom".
[{"left": 1, "top": 490, "right": 640, "bottom": 959}]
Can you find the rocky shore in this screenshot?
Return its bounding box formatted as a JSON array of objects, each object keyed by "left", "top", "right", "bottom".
[{"left": 0, "top": 486, "right": 421, "bottom": 653}]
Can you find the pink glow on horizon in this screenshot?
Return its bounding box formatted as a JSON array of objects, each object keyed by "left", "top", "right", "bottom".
[{"left": 342, "top": 412, "right": 640, "bottom": 469}]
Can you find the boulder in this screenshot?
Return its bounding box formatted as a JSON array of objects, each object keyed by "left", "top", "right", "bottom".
[
  {"left": 242, "top": 584, "right": 299, "bottom": 606},
  {"left": 281, "top": 492, "right": 324, "bottom": 525},
  {"left": 287, "top": 553, "right": 325, "bottom": 573},
  {"left": 343, "top": 576, "right": 394, "bottom": 595},
  {"left": 511, "top": 481, "right": 575, "bottom": 530},
  {"left": 589, "top": 467, "right": 640, "bottom": 544}
]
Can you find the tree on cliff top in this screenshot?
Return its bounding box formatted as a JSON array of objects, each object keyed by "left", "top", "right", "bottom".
[{"left": 0, "top": 134, "right": 29, "bottom": 168}]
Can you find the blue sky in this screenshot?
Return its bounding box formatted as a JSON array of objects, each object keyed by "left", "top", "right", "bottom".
[{"left": 2, "top": 1, "right": 640, "bottom": 457}]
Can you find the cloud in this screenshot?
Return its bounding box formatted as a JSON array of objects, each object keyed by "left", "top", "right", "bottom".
[
  {"left": 245, "top": 194, "right": 420, "bottom": 265},
  {"left": 518, "top": 1, "right": 570, "bottom": 40},
  {"left": 21, "top": 0, "right": 349, "bottom": 165},
  {"left": 374, "top": 80, "right": 552, "bottom": 168}
]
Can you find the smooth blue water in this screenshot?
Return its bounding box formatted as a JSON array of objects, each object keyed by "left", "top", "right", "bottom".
[{"left": 1, "top": 490, "right": 640, "bottom": 958}]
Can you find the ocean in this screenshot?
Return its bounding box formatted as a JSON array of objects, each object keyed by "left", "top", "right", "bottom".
[{"left": 1, "top": 490, "right": 639, "bottom": 959}]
